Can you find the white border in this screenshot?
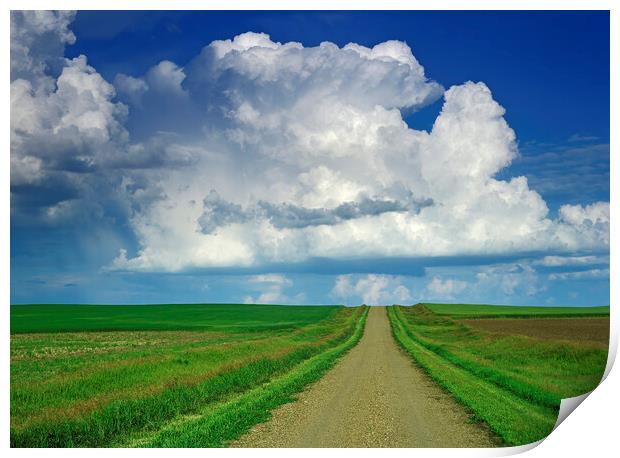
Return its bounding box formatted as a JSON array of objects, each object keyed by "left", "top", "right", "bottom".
[{"left": 2, "top": 1, "right": 616, "bottom": 457}]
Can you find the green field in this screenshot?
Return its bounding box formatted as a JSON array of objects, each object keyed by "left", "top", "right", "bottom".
[
  {"left": 424, "top": 303, "right": 610, "bottom": 318},
  {"left": 10, "top": 303, "right": 367, "bottom": 447},
  {"left": 388, "top": 303, "right": 609, "bottom": 445},
  {"left": 11, "top": 303, "right": 340, "bottom": 333},
  {"left": 11, "top": 301, "right": 609, "bottom": 448}
]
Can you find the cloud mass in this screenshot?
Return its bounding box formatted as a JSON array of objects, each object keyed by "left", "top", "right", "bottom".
[{"left": 11, "top": 13, "right": 610, "bottom": 282}]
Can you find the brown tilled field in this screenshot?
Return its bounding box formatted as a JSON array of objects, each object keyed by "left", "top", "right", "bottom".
[{"left": 460, "top": 317, "right": 609, "bottom": 345}]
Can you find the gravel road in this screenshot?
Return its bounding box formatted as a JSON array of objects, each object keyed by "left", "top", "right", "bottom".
[{"left": 231, "top": 306, "right": 497, "bottom": 448}]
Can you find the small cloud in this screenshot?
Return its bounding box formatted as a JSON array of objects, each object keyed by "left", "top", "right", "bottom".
[
  {"left": 534, "top": 255, "right": 608, "bottom": 267},
  {"left": 244, "top": 274, "right": 294, "bottom": 304},
  {"left": 248, "top": 274, "right": 292, "bottom": 286},
  {"left": 475, "top": 263, "right": 545, "bottom": 297},
  {"left": 548, "top": 269, "right": 609, "bottom": 281},
  {"left": 426, "top": 276, "right": 467, "bottom": 299},
  {"left": 331, "top": 274, "right": 411, "bottom": 305},
  {"left": 568, "top": 133, "right": 599, "bottom": 143},
  {"left": 559, "top": 202, "right": 610, "bottom": 227}
]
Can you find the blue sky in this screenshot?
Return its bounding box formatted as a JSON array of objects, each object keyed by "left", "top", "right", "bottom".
[{"left": 10, "top": 10, "right": 609, "bottom": 305}]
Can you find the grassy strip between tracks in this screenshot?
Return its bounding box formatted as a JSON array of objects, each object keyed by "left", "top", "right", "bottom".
[
  {"left": 129, "top": 306, "right": 369, "bottom": 447},
  {"left": 11, "top": 306, "right": 366, "bottom": 447},
  {"left": 388, "top": 305, "right": 557, "bottom": 446}
]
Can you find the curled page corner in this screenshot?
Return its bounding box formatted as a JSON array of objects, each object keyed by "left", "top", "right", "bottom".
[{"left": 553, "top": 391, "right": 592, "bottom": 431}]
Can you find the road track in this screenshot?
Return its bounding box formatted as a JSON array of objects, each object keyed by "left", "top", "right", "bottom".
[{"left": 232, "top": 306, "right": 497, "bottom": 447}]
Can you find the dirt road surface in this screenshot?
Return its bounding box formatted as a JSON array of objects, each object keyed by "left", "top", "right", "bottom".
[{"left": 231, "top": 306, "right": 497, "bottom": 447}]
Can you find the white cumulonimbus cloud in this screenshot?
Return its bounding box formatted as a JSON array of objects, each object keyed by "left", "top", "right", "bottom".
[{"left": 10, "top": 13, "right": 610, "bottom": 273}]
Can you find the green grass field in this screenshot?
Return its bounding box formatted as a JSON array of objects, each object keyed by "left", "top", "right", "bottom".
[
  {"left": 424, "top": 303, "right": 610, "bottom": 318},
  {"left": 11, "top": 303, "right": 339, "bottom": 333},
  {"left": 10, "top": 303, "right": 367, "bottom": 447},
  {"left": 388, "top": 303, "right": 609, "bottom": 445},
  {"left": 11, "top": 301, "right": 609, "bottom": 448}
]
